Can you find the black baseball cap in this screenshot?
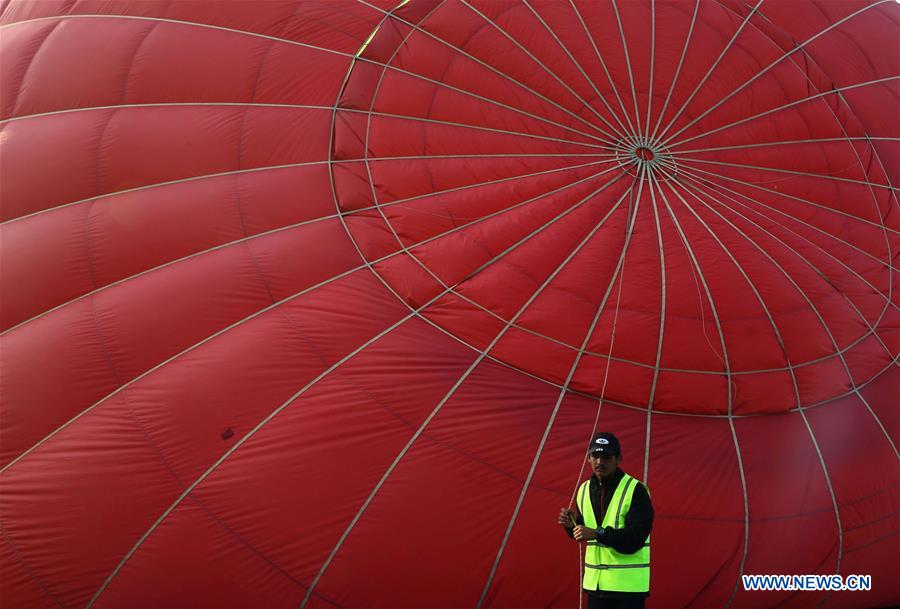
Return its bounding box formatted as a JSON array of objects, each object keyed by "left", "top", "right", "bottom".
[{"left": 587, "top": 432, "right": 621, "bottom": 456}]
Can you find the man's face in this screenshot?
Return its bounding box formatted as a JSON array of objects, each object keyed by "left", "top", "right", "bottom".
[{"left": 587, "top": 450, "right": 620, "bottom": 478}]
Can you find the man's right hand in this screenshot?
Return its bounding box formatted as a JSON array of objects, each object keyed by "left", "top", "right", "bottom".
[{"left": 558, "top": 507, "right": 576, "bottom": 528}]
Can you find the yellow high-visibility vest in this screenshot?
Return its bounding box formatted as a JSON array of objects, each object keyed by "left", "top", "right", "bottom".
[{"left": 578, "top": 473, "right": 650, "bottom": 592}]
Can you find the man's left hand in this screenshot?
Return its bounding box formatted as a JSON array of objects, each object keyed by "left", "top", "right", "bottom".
[{"left": 573, "top": 525, "right": 599, "bottom": 541}]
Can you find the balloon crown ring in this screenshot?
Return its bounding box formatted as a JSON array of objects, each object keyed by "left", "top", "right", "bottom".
[{"left": 613, "top": 137, "right": 677, "bottom": 180}]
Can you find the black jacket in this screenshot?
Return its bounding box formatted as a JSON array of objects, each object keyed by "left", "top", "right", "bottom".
[{"left": 564, "top": 467, "right": 654, "bottom": 598}]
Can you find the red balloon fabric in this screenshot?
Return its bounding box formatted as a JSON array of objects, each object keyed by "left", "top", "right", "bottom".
[{"left": 1, "top": 1, "right": 898, "bottom": 608}]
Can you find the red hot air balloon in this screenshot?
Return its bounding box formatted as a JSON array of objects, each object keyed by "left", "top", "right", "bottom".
[{"left": 1, "top": 1, "right": 897, "bottom": 608}]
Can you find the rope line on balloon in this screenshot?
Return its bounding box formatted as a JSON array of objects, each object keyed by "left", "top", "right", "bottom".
[
  {"left": 643, "top": 0, "right": 656, "bottom": 144},
  {"left": 300, "top": 20, "right": 642, "bottom": 602},
  {"left": 652, "top": 168, "right": 734, "bottom": 389},
  {"left": 667, "top": 160, "right": 900, "bottom": 369},
  {"left": 0, "top": 70, "right": 615, "bottom": 150},
  {"left": 610, "top": 0, "right": 644, "bottom": 140},
  {"left": 637, "top": 172, "right": 669, "bottom": 492},
  {"left": 647, "top": 0, "right": 699, "bottom": 143},
  {"left": 661, "top": 163, "right": 900, "bottom": 272},
  {"left": 732, "top": 28, "right": 896, "bottom": 353},
  {"left": 0, "top": 148, "right": 614, "bottom": 229},
  {"left": 657, "top": 0, "right": 894, "bottom": 148},
  {"left": 669, "top": 166, "right": 899, "bottom": 310},
  {"left": 671, "top": 167, "right": 899, "bottom": 461},
  {"left": 653, "top": 0, "right": 765, "bottom": 146},
  {"left": 658, "top": 160, "right": 900, "bottom": 244},
  {"left": 655, "top": 28, "right": 889, "bottom": 579},
  {"left": 472, "top": 179, "right": 643, "bottom": 609},
  {"left": 656, "top": 169, "right": 876, "bottom": 600},
  {"left": 351, "top": 57, "right": 616, "bottom": 146},
  {"left": 357, "top": 0, "right": 644, "bottom": 364},
  {"left": 629, "top": 181, "right": 654, "bottom": 521},
  {"left": 748, "top": 0, "right": 897, "bottom": 199},
  {"left": 660, "top": 163, "right": 852, "bottom": 588},
  {"left": 561, "top": 168, "right": 645, "bottom": 609},
  {"left": 16, "top": 139, "right": 884, "bottom": 398},
  {"left": 458, "top": 0, "right": 629, "bottom": 144},
  {"left": 567, "top": 0, "right": 638, "bottom": 138},
  {"left": 629, "top": 2, "right": 698, "bottom": 539},
  {"left": 668, "top": 1, "right": 897, "bottom": 413},
  {"left": 301, "top": 173, "right": 637, "bottom": 608},
  {"left": 679, "top": 168, "right": 846, "bottom": 189},
  {"left": 5, "top": 5, "right": 891, "bottom": 154},
  {"left": 87, "top": 28, "right": 642, "bottom": 600},
  {"left": 668, "top": 75, "right": 900, "bottom": 150},
  {"left": 0, "top": 27, "right": 884, "bottom": 342},
  {"left": 359, "top": 0, "right": 466, "bottom": 326},
  {"left": 355, "top": 0, "right": 623, "bottom": 146},
  {"left": 354, "top": 0, "right": 638, "bottom": 364},
  {"left": 669, "top": 156, "right": 898, "bottom": 192},
  {"left": 521, "top": 0, "right": 631, "bottom": 141},
  {"left": 0, "top": 155, "right": 617, "bottom": 337},
  {"left": 715, "top": 0, "right": 895, "bottom": 207},
  {"left": 654, "top": 153, "right": 897, "bottom": 301},
  {"left": 5, "top": 223, "right": 893, "bottom": 495},
  {"left": 0, "top": 157, "right": 628, "bottom": 476},
  {"left": 350, "top": 107, "right": 611, "bottom": 150},
  {"left": 356, "top": 0, "right": 639, "bottom": 331},
  {"left": 6, "top": 158, "right": 889, "bottom": 380},
  {"left": 672, "top": 136, "right": 900, "bottom": 155},
  {"left": 650, "top": 173, "right": 753, "bottom": 609}
]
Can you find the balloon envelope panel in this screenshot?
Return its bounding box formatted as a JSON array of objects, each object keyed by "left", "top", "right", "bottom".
[{"left": 1, "top": 1, "right": 897, "bottom": 608}]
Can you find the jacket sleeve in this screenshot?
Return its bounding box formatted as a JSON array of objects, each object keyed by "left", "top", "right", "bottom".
[{"left": 598, "top": 482, "right": 653, "bottom": 554}]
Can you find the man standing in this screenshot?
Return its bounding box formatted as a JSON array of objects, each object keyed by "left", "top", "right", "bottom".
[{"left": 558, "top": 432, "right": 654, "bottom": 609}]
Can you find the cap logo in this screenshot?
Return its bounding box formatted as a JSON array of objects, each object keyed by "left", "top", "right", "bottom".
[{"left": 595, "top": 438, "right": 609, "bottom": 444}]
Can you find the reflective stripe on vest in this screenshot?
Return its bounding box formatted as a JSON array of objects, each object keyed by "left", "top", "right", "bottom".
[{"left": 578, "top": 473, "right": 651, "bottom": 593}]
